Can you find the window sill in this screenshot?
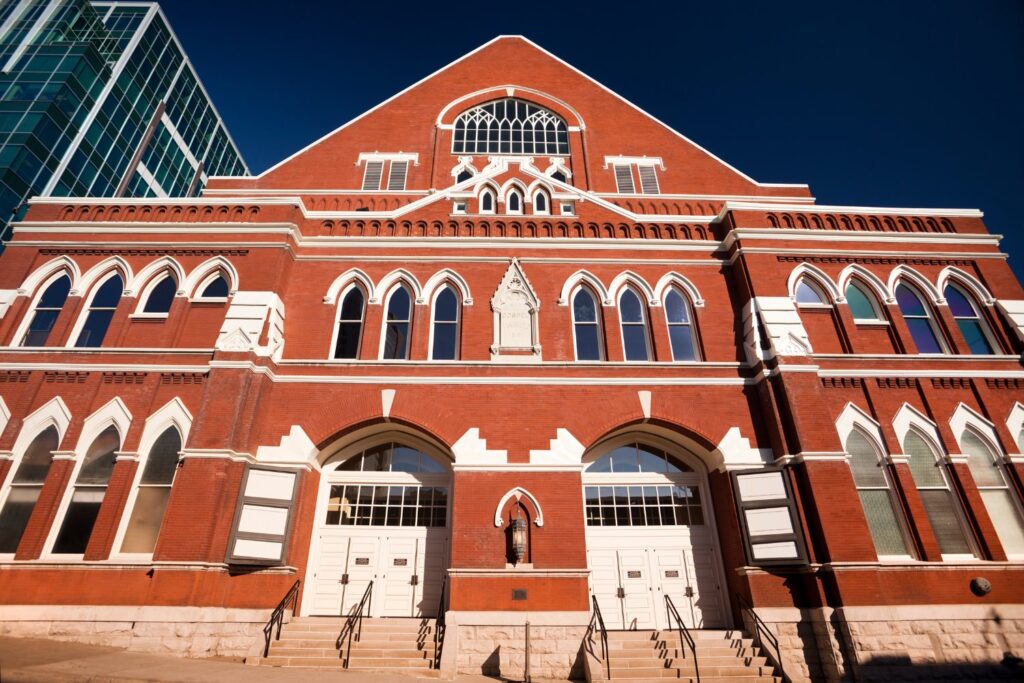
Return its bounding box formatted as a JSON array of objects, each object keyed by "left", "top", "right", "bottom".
[
  {"left": 853, "top": 320, "right": 889, "bottom": 327},
  {"left": 129, "top": 313, "right": 169, "bottom": 320},
  {"left": 190, "top": 298, "right": 228, "bottom": 305}
]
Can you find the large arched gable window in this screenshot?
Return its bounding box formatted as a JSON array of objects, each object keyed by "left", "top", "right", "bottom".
[
  {"left": 903, "top": 430, "right": 974, "bottom": 557},
  {"left": 52, "top": 425, "right": 120, "bottom": 554},
  {"left": 430, "top": 286, "right": 460, "bottom": 360},
  {"left": 21, "top": 274, "right": 71, "bottom": 346},
  {"left": 0, "top": 426, "right": 59, "bottom": 553},
  {"left": 119, "top": 427, "right": 182, "bottom": 554},
  {"left": 845, "top": 429, "right": 911, "bottom": 557},
  {"left": 895, "top": 283, "right": 944, "bottom": 354},
  {"left": 381, "top": 285, "right": 413, "bottom": 360},
  {"left": 619, "top": 287, "right": 651, "bottom": 361},
  {"left": 73, "top": 273, "right": 123, "bottom": 347},
  {"left": 572, "top": 286, "right": 603, "bottom": 361},
  {"left": 333, "top": 286, "right": 365, "bottom": 359},
  {"left": 453, "top": 98, "right": 569, "bottom": 156},
  {"left": 664, "top": 288, "right": 698, "bottom": 361},
  {"left": 943, "top": 284, "right": 996, "bottom": 355},
  {"left": 845, "top": 281, "right": 883, "bottom": 322},
  {"left": 959, "top": 430, "right": 1024, "bottom": 557}
]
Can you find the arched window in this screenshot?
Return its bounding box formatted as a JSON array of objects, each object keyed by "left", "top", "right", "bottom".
[
  {"left": 619, "top": 288, "right": 651, "bottom": 361},
  {"left": 795, "top": 279, "right": 827, "bottom": 305},
  {"left": 452, "top": 98, "right": 569, "bottom": 155},
  {"left": 551, "top": 170, "right": 567, "bottom": 183},
  {"left": 533, "top": 190, "right": 549, "bottom": 214},
  {"left": 896, "top": 284, "right": 944, "bottom": 353},
  {"left": 52, "top": 425, "right": 119, "bottom": 554},
  {"left": 944, "top": 285, "right": 995, "bottom": 354},
  {"left": 572, "top": 287, "right": 603, "bottom": 361},
  {"left": 431, "top": 287, "right": 460, "bottom": 360},
  {"left": 0, "top": 426, "right": 59, "bottom": 553},
  {"left": 74, "top": 274, "right": 123, "bottom": 347},
  {"left": 507, "top": 190, "right": 523, "bottom": 214},
  {"left": 846, "top": 430, "right": 911, "bottom": 557},
  {"left": 903, "top": 431, "right": 973, "bottom": 557},
  {"left": 456, "top": 169, "right": 473, "bottom": 183},
  {"left": 199, "top": 273, "right": 229, "bottom": 299},
  {"left": 665, "top": 288, "right": 698, "bottom": 361},
  {"left": 141, "top": 274, "right": 176, "bottom": 314},
  {"left": 480, "top": 189, "right": 495, "bottom": 214},
  {"left": 119, "top": 427, "right": 181, "bottom": 554},
  {"left": 333, "top": 287, "right": 364, "bottom": 359},
  {"left": 382, "top": 286, "right": 412, "bottom": 360},
  {"left": 21, "top": 274, "right": 71, "bottom": 346},
  {"left": 845, "top": 281, "right": 881, "bottom": 321},
  {"left": 960, "top": 430, "right": 1024, "bottom": 557}
]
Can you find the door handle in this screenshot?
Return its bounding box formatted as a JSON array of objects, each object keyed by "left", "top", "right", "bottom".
[
  {"left": 411, "top": 574, "right": 419, "bottom": 586},
  {"left": 340, "top": 574, "right": 349, "bottom": 585},
  {"left": 685, "top": 586, "right": 693, "bottom": 598},
  {"left": 616, "top": 587, "right": 625, "bottom": 599}
]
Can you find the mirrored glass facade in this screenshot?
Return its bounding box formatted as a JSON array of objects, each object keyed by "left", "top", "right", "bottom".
[{"left": 0, "top": 0, "right": 248, "bottom": 242}]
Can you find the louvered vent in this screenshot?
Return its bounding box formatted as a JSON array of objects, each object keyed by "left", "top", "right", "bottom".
[
  {"left": 362, "top": 161, "right": 383, "bottom": 190},
  {"left": 387, "top": 161, "right": 408, "bottom": 191},
  {"left": 638, "top": 165, "right": 660, "bottom": 194},
  {"left": 614, "top": 165, "right": 635, "bottom": 193}
]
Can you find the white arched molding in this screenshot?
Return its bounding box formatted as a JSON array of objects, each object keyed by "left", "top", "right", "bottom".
[
  {"left": 9, "top": 267, "right": 77, "bottom": 348},
  {"left": 888, "top": 265, "right": 943, "bottom": 305},
  {"left": 0, "top": 397, "right": 9, "bottom": 444},
  {"left": 133, "top": 397, "right": 192, "bottom": 459},
  {"left": 499, "top": 178, "right": 528, "bottom": 205},
  {"left": 543, "top": 158, "right": 573, "bottom": 180},
  {"left": 76, "top": 256, "right": 132, "bottom": 297},
  {"left": 422, "top": 269, "right": 473, "bottom": 306},
  {"left": 835, "top": 403, "right": 886, "bottom": 457},
  {"left": 375, "top": 269, "right": 424, "bottom": 305},
  {"left": 125, "top": 256, "right": 186, "bottom": 297},
  {"left": 16, "top": 256, "right": 81, "bottom": 296},
  {"left": 435, "top": 84, "right": 586, "bottom": 129},
  {"left": 653, "top": 272, "right": 705, "bottom": 308},
  {"left": 557, "top": 270, "right": 611, "bottom": 307},
  {"left": 72, "top": 397, "right": 132, "bottom": 457},
  {"left": 837, "top": 264, "right": 893, "bottom": 304},
  {"left": 1007, "top": 403, "right": 1024, "bottom": 455},
  {"left": 787, "top": 263, "right": 842, "bottom": 303},
  {"left": 183, "top": 256, "right": 239, "bottom": 300},
  {"left": 608, "top": 271, "right": 657, "bottom": 306},
  {"left": 64, "top": 269, "right": 124, "bottom": 348},
  {"left": 525, "top": 178, "right": 554, "bottom": 199},
  {"left": 892, "top": 403, "right": 945, "bottom": 459},
  {"left": 936, "top": 267, "right": 995, "bottom": 307},
  {"left": 323, "top": 268, "right": 375, "bottom": 305},
  {"left": 493, "top": 487, "right": 544, "bottom": 527},
  {"left": 948, "top": 403, "right": 1001, "bottom": 455},
  {"left": 450, "top": 157, "right": 479, "bottom": 181},
  {"left": 9, "top": 397, "right": 72, "bottom": 458}
]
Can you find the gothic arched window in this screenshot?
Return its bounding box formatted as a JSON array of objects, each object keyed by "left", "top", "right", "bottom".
[
  {"left": 664, "top": 288, "right": 698, "bottom": 361},
  {"left": 74, "top": 274, "right": 123, "bottom": 347},
  {"left": 944, "top": 285, "right": 995, "bottom": 354},
  {"left": 453, "top": 99, "right": 569, "bottom": 155},
  {"left": 0, "top": 426, "right": 59, "bottom": 553},
  {"left": 21, "top": 274, "right": 71, "bottom": 346},
  {"left": 845, "top": 281, "right": 882, "bottom": 321},
  {"left": 120, "top": 427, "right": 182, "bottom": 554},
  {"left": 334, "top": 287, "right": 365, "bottom": 359},
  {"left": 382, "top": 286, "right": 413, "bottom": 360},
  {"left": 619, "top": 288, "right": 651, "bottom": 362},
  {"left": 52, "top": 425, "right": 120, "bottom": 554},
  {"left": 141, "top": 274, "right": 176, "bottom": 314},
  {"left": 572, "top": 287, "right": 603, "bottom": 361},
  {"left": 896, "top": 283, "right": 944, "bottom": 353},
  {"left": 431, "top": 286, "right": 460, "bottom": 360}
]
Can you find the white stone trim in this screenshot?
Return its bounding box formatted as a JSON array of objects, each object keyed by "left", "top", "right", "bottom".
[
  {"left": 787, "top": 262, "right": 842, "bottom": 303},
  {"left": 936, "top": 266, "right": 995, "bottom": 306},
  {"left": 182, "top": 256, "right": 239, "bottom": 299},
  {"left": 125, "top": 256, "right": 185, "bottom": 298},
  {"left": 356, "top": 151, "right": 419, "bottom": 165},
  {"left": 493, "top": 487, "right": 544, "bottom": 527},
  {"left": 557, "top": 270, "right": 611, "bottom": 307},
  {"left": 452, "top": 428, "right": 507, "bottom": 465},
  {"left": 607, "top": 271, "right": 657, "bottom": 306},
  {"left": 529, "top": 428, "right": 584, "bottom": 465},
  {"left": 15, "top": 255, "right": 81, "bottom": 297},
  {"left": 323, "top": 268, "right": 375, "bottom": 305},
  {"left": 375, "top": 268, "right": 424, "bottom": 305},
  {"left": 602, "top": 155, "right": 664, "bottom": 170},
  {"left": 948, "top": 403, "right": 1000, "bottom": 454},
  {"left": 888, "top": 264, "right": 944, "bottom": 304},
  {"left": 835, "top": 403, "right": 887, "bottom": 454},
  {"left": 422, "top": 268, "right": 473, "bottom": 305},
  {"left": 714, "top": 427, "right": 773, "bottom": 471},
  {"left": 996, "top": 300, "right": 1024, "bottom": 344},
  {"left": 1007, "top": 403, "right": 1024, "bottom": 453},
  {"left": 720, "top": 200, "right": 982, "bottom": 218},
  {"left": 0, "top": 396, "right": 9, "bottom": 439},
  {"left": 652, "top": 272, "right": 704, "bottom": 308},
  {"left": 75, "top": 256, "right": 132, "bottom": 298},
  {"left": 836, "top": 263, "right": 894, "bottom": 305},
  {"left": 891, "top": 403, "right": 942, "bottom": 455}
]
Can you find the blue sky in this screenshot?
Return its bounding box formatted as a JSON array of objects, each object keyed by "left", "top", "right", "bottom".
[{"left": 162, "top": 1, "right": 1024, "bottom": 278}]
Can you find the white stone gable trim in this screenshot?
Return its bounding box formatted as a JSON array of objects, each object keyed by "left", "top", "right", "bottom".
[
  {"left": 948, "top": 403, "right": 1000, "bottom": 454},
  {"left": 16, "top": 256, "right": 81, "bottom": 296},
  {"left": 422, "top": 269, "right": 473, "bottom": 305},
  {"left": 936, "top": 267, "right": 995, "bottom": 306},
  {"left": 11, "top": 397, "right": 72, "bottom": 457},
  {"left": 215, "top": 291, "right": 285, "bottom": 361},
  {"left": 493, "top": 487, "right": 544, "bottom": 527},
  {"left": 557, "top": 270, "right": 611, "bottom": 307},
  {"left": 529, "top": 429, "right": 584, "bottom": 465},
  {"left": 996, "top": 300, "right": 1024, "bottom": 345},
  {"left": 323, "top": 268, "right": 375, "bottom": 305},
  {"left": 255, "top": 425, "right": 318, "bottom": 466},
  {"left": 888, "top": 265, "right": 944, "bottom": 305},
  {"left": 76, "top": 256, "right": 132, "bottom": 297},
  {"left": 1007, "top": 403, "right": 1024, "bottom": 454},
  {"left": 607, "top": 271, "right": 657, "bottom": 307},
  {"left": 892, "top": 403, "right": 944, "bottom": 456},
  {"left": 376, "top": 269, "right": 424, "bottom": 304},
  {"left": 714, "top": 427, "right": 772, "bottom": 472},
  {"left": 73, "top": 397, "right": 132, "bottom": 456},
  {"left": 787, "top": 262, "right": 842, "bottom": 303},
  {"left": 452, "top": 428, "right": 507, "bottom": 465},
  {"left": 125, "top": 256, "right": 186, "bottom": 297},
  {"left": 749, "top": 297, "right": 812, "bottom": 358},
  {"left": 836, "top": 264, "right": 893, "bottom": 305},
  {"left": 652, "top": 272, "right": 705, "bottom": 308}
]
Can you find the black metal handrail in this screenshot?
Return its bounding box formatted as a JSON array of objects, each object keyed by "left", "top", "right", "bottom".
[
  {"left": 262, "top": 579, "right": 301, "bottom": 658},
  {"left": 583, "top": 595, "right": 611, "bottom": 679},
  {"left": 337, "top": 581, "right": 373, "bottom": 668},
  {"left": 665, "top": 595, "right": 699, "bottom": 683},
  {"left": 735, "top": 592, "right": 787, "bottom": 683},
  {"left": 433, "top": 574, "right": 447, "bottom": 670}
]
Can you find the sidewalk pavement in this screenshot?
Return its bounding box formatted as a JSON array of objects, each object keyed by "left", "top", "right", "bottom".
[{"left": 0, "top": 637, "right": 529, "bottom": 683}]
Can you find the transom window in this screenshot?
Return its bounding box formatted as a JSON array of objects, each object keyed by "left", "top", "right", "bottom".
[
  {"left": 585, "top": 484, "right": 703, "bottom": 527},
  {"left": 453, "top": 98, "right": 569, "bottom": 156},
  {"left": 325, "top": 484, "right": 447, "bottom": 527},
  {"left": 336, "top": 442, "right": 446, "bottom": 473},
  {"left": 586, "top": 443, "right": 692, "bottom": 474}
]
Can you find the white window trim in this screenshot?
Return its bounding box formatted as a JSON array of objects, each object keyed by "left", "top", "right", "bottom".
[
  {"left": 130, "top": 272, "right": 177, "bottom": 318},
  {"left": 559, "top": 201, "right": 575, "bottom": 216},
  {"left": 602, "top": 155, "right": 665, "bottom": 170},
  {"left": 479, "top": 188, "right": 496, "bottom": 214},
  {"left": 10, "top": 270, "right": 73, "bottom": 348},
  {"left": 328, "top": 283, "right": 366, "bottom": 361},
  {"left": 428, "top": 286, "right": 461, "bottom": 361},
  {"left": 664, "top": 288, "right": 700, "bottom": 362},
  {"left": 570, "top": 286, "right": 604, "bottom": 362},
  {"left": 618, "top": 287, "right": 653, "bottom": 362},
  {"left": 357, "top": 152, "right": 420, "bottom": 165},
  {"left": 109, "top": 398, "right": 193, "bottom": 560},
  {"left": 183, "top": 257, "right": 238, "bottom": 300},
  {"left": 64, "top": 270, "right": 124, "bottom": 349},
  {"left": 532, "top": 189, "right": 550, "bottom": 215},
  {"left": 505, "top": 188, "right": 524, "bottom": 215}
]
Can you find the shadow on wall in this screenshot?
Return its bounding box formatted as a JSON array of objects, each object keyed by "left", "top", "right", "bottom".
[{"left": 857, "top": 657, "right": 1023, "bottom": 681}]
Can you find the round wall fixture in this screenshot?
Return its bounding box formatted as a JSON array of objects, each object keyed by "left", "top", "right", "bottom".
[{"left": 970, "top": 577, "right": 992, "bottom": 597}]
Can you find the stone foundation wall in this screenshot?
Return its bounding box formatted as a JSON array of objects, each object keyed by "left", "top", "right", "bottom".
[
  {"left": 0, "top": 606, "right": 267, "bottom": 659},
  {"left": 454, "top": 624, "right": 587, "bottom": 679},
  {"left": 755, "top": 604, "right": 1024, "bottom": 682}
]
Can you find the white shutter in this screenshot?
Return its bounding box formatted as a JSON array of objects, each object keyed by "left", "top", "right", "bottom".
[
  {"left": 226, "top": 465, "right": 301, "bottom": 565},
  {"left": 613, "top": 164, "right": 635, "bottom": 193},
  {"left": 362, "top": 161, "right": 383, "bottom": 190},
  {"left": 387, "top": 161, "right": 408, "bottom": 191},
  {"left": 638, "top": 165, "right": 660, "bottom": 194}
]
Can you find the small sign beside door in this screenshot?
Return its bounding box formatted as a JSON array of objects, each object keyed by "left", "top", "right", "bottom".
[
  {"left": 664, "top": 570, "right": 679, "bottom": 578},
  {"left": 627, "top": 570, "right": 642, "bottom": 578},
  {"left": 394, "top": 558, "right": 408, "bottom": 566},
  {"left": 355, "top": 557, "right": 370, "bottom": 565}
]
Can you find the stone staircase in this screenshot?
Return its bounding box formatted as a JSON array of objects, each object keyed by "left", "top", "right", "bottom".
[
  {"left": 260, "top": 616, "right": 440, "bottom": 676},
  {"left": 585, "top": 629, "right": 782, "bottom": 682}
]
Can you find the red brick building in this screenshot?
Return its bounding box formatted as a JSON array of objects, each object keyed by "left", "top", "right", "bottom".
[{"left": 0, "top": 36, "right": 1023, "bottom": 681}]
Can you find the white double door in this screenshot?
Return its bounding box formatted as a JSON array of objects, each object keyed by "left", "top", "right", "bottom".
[
  {"left": 587, "top": 530, "right": 726, "bottom": 630},
  {"left": 310, "top": 528, "right": 447, "bottom": 618}
]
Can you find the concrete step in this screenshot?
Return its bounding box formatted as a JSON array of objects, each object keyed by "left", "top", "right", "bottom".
[
  {"left": 606, "top": 664, "right": 777, "bottom": 677},
  {"left": 608, "top": 638, "right": 757, "bottom": 651},
  {"left": 609, "top": 655, "right": 769, "bottom": 668},
  {"left": 591, "top": 678, "right": 781, "bottom": 683},
  {"left": 260, "top": 656, "right": 345, "bottom": 667},
  {"left": 347, "top": 656, "right": 434, "bottom": 668}
]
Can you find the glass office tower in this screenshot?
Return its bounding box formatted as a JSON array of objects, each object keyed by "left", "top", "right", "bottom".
[{"left": 0, "top": 0, "right": 248, "bottom": 242}]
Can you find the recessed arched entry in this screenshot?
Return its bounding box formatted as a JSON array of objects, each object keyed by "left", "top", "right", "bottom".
[
  {"left": 583, "top": 432, "right": 729, "bottom": 630},
  {"left": 303, "top": 431, "right": 452, "bottom": 618}
]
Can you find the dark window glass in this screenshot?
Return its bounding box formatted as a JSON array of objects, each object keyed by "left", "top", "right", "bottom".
[
  {"left": 944, "top": 286, "right": 994, "bottom": 355},
  {"left": 200, "top": 274, "right": 229, "bottom": 298},
  {"left": 619, "top": 289, "right": 649, "bottom": 361},
  {"left": 383, "top": 287, "right": 411, "bottom": 360},
  {"left": 53, "top": 426, "right": 120, "bottom": 554},
  {"left": 74, "top": 275, "right": 123, "bottom": 347},
  {"left": 508, "top": 191, "right": 521, "bottom": 213},
  {"left": 456, "top": 170, "right": 473, "bottom": 183},
  {"left": 846, "top": 283, "right": 879, "bottom": 321},
  {"left": 431, "top": 287, "right": 459, "bottom": 360},
  {"left": 551, "top": 171, "right": 567, "bottom": 183},
  {"left": 534, "top": 192, "right": 548, "bottom": 213},
  {"left": 334, "top": 288, "right": 364, "bottom": 359},
  {"left": 896, "top": 284, "right": 943, "bottom": 353},
  {"left": 22, "top": 275, "right": 71, "bottom": 346},
  {"left": 142, "top": 275, "right": 175, "bottom": 313},
  {"left": 573, "top": 288, "right": 602, "bottom": 360},
  {"left": 139, "top": 428, "right": 181, "bottom": 485},
  {"left": 0, "top": 426, "right": 59, "bottom": 553},
  {"left": 795, "top": 280, "right": 826, "bottom": 304},
  {"left": 665, "top": 289, "right": 697, "bottom": 361}
]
